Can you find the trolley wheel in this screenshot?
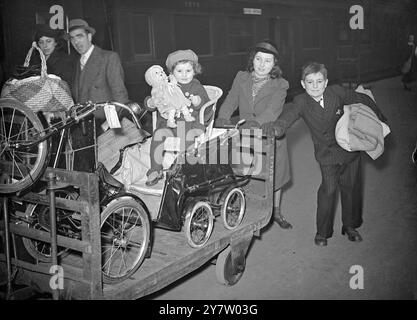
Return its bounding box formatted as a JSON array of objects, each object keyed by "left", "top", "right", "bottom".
[
  {"left": 22, "top": 188, "right": 79, "bottom": 262},
  {"left": 220, "top": 187, "right": 245, "bottom": 230},
  {"left": 215, "top": 246, "right": 245, "bottom": 286},
  {"left": 100, "top": 196, "right": 151, "bottom": 284},
  {"left": 0, "top": 98, "right": 50, "bottom": 194},
  {"left": 184, "top": 201, "right": 214, "bottom": 248}
]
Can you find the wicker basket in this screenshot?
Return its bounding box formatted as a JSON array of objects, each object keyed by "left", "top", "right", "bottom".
[{"left": 1, "top": 41, "right": 74, "bottom": 113}]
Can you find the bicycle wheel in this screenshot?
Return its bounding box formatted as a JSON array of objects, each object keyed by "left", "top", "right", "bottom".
[
  {"left": 101, "top": 196, "right": 151, "bottom": 284},
  {"left": 0, "top": 98, "right": 49, "bottom": 194},
  {"left": 22, "top": 188, "right": 80, "bottom": 262}
]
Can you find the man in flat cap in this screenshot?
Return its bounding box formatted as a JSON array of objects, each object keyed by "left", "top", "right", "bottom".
[
  {"left": 68, "top": 18, "right": 129, "bottom": 171},
  {"left": 69, "top": 18, "right": 129, "bottom": 122}
]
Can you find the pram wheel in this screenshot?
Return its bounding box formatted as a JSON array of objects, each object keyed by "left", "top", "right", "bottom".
[
  {"left": 184, "top": 200, "right": 214, "bottom": 248},
  {"left": 22, "top": 188, "right": 79, "bottom": 262},
  {"left": 100, "top": 196, "right": 151, "bottom": 284},
  {"left": 220, "top": 187, "right": 246, "bottom": 230}
]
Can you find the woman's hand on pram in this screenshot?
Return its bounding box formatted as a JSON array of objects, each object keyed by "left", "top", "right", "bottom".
[
  {"left": 214, "top": 117, "right": 232, "bottom": 128},
  {"left": 239, "top": 120, "right": 260, "bottom": 130},
  {"left": 261, "top": 121, "right": 285, "bottom": 137}
]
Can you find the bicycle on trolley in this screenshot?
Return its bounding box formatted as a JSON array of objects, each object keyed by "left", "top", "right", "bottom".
[{"left": 0, "top": 96, "right": 257, "bottom": 284}]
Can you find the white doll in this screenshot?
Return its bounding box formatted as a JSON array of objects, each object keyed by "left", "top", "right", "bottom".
[{"left": 144, "top": 65, "right": 195, "bottom": 128}]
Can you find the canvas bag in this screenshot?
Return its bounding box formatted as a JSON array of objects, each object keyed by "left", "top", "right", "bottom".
[{"left": 1, "top": 41, "right": 74, "bottom": 113}]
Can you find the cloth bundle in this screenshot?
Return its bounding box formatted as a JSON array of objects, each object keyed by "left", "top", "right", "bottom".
[{"left": 335, "top": 103, "right": 390, "bottom": 160}]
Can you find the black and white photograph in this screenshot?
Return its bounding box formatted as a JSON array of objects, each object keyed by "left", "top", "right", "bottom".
[{"left": 0, "top": 0, "right": 416, "bottom": 304}]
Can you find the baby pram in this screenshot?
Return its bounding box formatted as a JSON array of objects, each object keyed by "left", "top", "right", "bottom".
[{"left": 101, "top": 125, "right": 259, "bottom": 249}]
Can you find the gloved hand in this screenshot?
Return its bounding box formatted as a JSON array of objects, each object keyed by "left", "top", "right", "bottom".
[
  {"left": 239, "top": 120, "right": 260, "bottom": 130},
  {"left": 214, "top": 118, "right": 231, "bottom": 127},
  {"left": 261, "top": 122, "right": 285, "bottom": 137}
]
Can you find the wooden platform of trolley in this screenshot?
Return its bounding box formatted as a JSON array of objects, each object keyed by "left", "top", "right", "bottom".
[{"left": 0, "top": 134, "right": 276, "bottom": 300}]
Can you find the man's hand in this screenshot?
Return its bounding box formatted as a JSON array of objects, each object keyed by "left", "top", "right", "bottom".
[
  {"left": 261, "top": 122, "right": 285, "bottom": 137},
  {"left": 214, "top": 117, "right": 231, "bottom": 127}
]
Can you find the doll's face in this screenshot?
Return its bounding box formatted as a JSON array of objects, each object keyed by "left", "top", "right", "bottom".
[
  {"left": 172, "top": 61, "right": 195, "bottom": 85},
  {"left": 147, "top": 66, "right": 167, "bottom": 86}
]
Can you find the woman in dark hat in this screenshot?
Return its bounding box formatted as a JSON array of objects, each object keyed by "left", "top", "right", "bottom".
[
  {"left": 215, "top": 39, "right": 292, "bottom": 229},
  {"left": 31, "top": 24, "right": 76, "bottom": 169},
  {"left": 32, "top": 24, "right": 75, "bottom": 87}
]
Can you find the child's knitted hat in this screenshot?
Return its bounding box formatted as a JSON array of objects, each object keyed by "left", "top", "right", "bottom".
[{"left": 166, "top": 49, "right": 198, "bottom": 71}]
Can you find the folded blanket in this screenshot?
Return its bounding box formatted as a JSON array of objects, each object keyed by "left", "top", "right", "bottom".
[{"left": 336, "top": 103, "right": 390, "bottom": 160}]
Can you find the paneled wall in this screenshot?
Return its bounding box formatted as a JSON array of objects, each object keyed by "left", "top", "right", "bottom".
[{"left": 1, "top": 0, "right": 415, "bottom": 103}]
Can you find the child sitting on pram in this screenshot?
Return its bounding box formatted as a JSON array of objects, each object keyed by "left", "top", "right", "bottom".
[{"left": 145, "top": 49, "right": 210, "bottom": 186}]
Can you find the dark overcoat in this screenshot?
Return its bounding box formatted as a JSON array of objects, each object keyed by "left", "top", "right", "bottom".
[{"left": 72, "top": 46, "right": 129, "bottom": 121}]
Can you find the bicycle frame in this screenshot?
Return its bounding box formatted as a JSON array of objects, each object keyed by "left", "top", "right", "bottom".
[
  {"left": 0, "top": 99, "right": 145, "bottom": 195},
  {"left": 12, "top": 101, "right": 143, "bottom": 149}
]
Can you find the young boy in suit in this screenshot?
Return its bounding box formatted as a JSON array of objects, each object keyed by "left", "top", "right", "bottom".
[{"left": 262, "top": 62, "right": 387, "bottom": 246}]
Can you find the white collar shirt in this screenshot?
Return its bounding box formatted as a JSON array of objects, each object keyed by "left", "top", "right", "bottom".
[
  {"left": 80, "top": 45, "right": 95, "bottom": 70},
  {"left": 314, "top": 96, "right": 324, "bottom": 108}
]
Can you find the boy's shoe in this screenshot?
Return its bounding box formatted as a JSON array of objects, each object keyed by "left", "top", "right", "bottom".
[
  {"left": 314, "top": 234, "right": 327, "bottom": 246},
  {"left": 146, "top": 171, "right": 164, "bottom": 186},
  {"left": 412, "top": 143, "right": 417, "bottom": 164},
  {"left": 341, "top": 227, "right": 362, "bottom": 242}
]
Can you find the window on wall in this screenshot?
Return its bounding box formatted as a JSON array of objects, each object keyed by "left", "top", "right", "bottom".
[
  {"left": 174, "top": 14, "right": 212, "bottom": 55},
  {"left": 359, "top": 23, "right": 370, "bottom": 44},
  {"left": 337, "top": 20, "right": 351, "bottom": 44},
  {"left": 302, "top": 19, "right": 320, "bottom": 49},
  {"left": 130, "top": 13, "right": 154, "bottom": 59},
  {"left": 281, "top": 19, "right": 289, "bottom": 47},
  {"left": 227, "top": 17, "right": 255, "bottom": 54},
  {"left": 358, "top": 13, "right": 370, "bottom": 44}
]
